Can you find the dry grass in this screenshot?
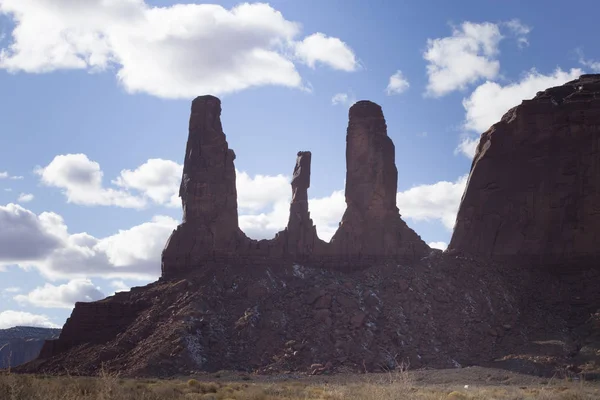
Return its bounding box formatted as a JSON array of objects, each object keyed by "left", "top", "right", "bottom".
[{"left": 0, "top": 368, "right": 599, "bottom": 399}]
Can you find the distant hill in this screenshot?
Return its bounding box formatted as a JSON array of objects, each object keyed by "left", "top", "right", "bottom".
[{"left": 0, "top": 326, "right": 61, "bottom": 368}]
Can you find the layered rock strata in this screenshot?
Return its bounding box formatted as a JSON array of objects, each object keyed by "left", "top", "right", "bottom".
[
  {"left": 449, "top": 74, "right": 600, "bottom": 269},
  {"left": 161, "top": 96, "right": 427, "bottom": 278}
]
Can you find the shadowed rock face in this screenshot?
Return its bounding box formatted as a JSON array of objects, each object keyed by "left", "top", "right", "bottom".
[
  {"left": 162, "top": 96, "right": 246, "bottom": 277},
  {"left": 161, "top": 97, "right": 427, "bottom": 278},
  {"left": 330, "top": 101, "right": 430, "bottom": 259},
  {"left": 449, "top": 74, "right": 600, "bottom": 269},
  {"left": 281, "top": 151, "right": 324, "bottom": 258},
  {"left": 0, "top": 327, "right": 61, "bottom": 368}
]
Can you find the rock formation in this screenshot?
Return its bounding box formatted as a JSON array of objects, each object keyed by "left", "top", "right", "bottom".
[
  {"left": 0, "top": 327, "right": 60, "bottom": 368},
  {"left": 449, "top": 74, "right": 600, "bottom": 269},
  {"left": 330, "top": 101, "right": 430, "bottom": 260},
  {"left": 277, "top": 151, "right": 325, "bottom": 258},
  {"left": 161, "top": 96, "right": 427, "bottom": 279},
  {"left": 18, "top": 78, "right": 600, "bottom": 378},
  {"left": 161, "top": 95, "right": 246, "bottom": 277}
]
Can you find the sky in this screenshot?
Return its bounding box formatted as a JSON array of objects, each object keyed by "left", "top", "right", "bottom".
[{"left": 1, "top": 0, "right": 599, "bottom": 329}]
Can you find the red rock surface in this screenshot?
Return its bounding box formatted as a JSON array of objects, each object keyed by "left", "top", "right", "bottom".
[
  {"left": 17, "top": 80, "right": 600, "bottom": 378},
  {"left": 161, "top": 97, "right": 427, "bottom": 279},
  {"left": 161, "top": 95, "right": 247, "bottom": 278},
  {"left": 449, "top": 74, "right": 600, "bottom": 269},
  {"left": 330, "top": 101, "right": 430, "bottom": 260}
]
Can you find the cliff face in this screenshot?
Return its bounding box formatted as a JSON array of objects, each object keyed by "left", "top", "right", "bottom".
[
  {"left": 449, "top": 74, "right": 600, "bottom": 269},
  {"left": 0, "top": 327, "right": 60, "bottom": 368},
  {"left": 161, "top": 96, "right": 428, "bottom": 278},
  {"left": 17, "top": 77, "right": 600, "bottom": 378}
]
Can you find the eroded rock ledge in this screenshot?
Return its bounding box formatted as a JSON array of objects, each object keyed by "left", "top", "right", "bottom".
[{"left": 161, "top": 96, "right": 429, "bottom": 278}]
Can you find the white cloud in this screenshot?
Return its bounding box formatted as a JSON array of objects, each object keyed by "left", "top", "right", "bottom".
[
  {"left": 0, "top": 310, "right": 59, "bottom": 329},
  {"left": 294, "top": 32, "right": 357, "bottom": 72},
  {"left": 17, "top": 192, "right": 34, "bottom": 203},
  {"left": 36, "top": 154, "right": 146, "bottom": 208},
  {"left": 428, "top": 241, "right": 448, "bottom": 251},
  {"left": 0, "top": 171, "right": 23, "bottom": 180},
  {"left": 0, "top": 1, "right": 356, "bottom": 98},
  {"left": 38, "top": 155, "right": 296, "bottom": 212},
  {"left": 503, "top": 19, "right": 531, "bottom": 48},
  {"left": 396, "top": 175, "right": 468, "bottom": 230},
  {"left": 236, "top": 170, "right": 290, "bottom": 212},
  {"left": 14, "top": 278, "right": 105, "bottom": 309},
  {"left": 113, "top": 158, "right": 182, "bottom": 208},
  {"left": 0, "top": 203, "right": 63, "bottom": 262},
  {"left": 110, "top": 280, "right": 130, "bottom": 294},
  {"left": 577, "top": 50, "right": 600, "bottom": 72},
  {"left": 4, "top": 188, "right": 12, "bottom": 192},
  {"left": 424, "top": 21, "right": 502, "bottom": 97},
  {"left": 331, "top": 92, "right": 356, "bottom": 106},
  {"left": 3, "top": 287, "right": 20, "bottom": 293},
  {"left": 462, "top": 67, "right": 583, "bottom": 134},
  {"left": 455, "top": 135, "right": 480, "bottom": 159},
  {"left": 0, "top": 203, "right": 178, "bottom": 280},
  {"left": 309, "top": 190, "right": 345, "bottom": 240},
  {"left": 385, "top": 70, "right": 410, "bottom": 95}
]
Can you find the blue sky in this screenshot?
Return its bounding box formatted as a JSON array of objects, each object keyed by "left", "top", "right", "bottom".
[{"left": 0, "top": 0, "right": 599, "bottom": 329}]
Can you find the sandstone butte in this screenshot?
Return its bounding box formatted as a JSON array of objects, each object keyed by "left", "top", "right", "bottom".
[{"left": 16, "top": 75, "right": 600, "bottom": 378}]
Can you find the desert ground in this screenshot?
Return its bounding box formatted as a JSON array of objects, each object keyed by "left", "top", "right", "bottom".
[{"left": 2, "top": 366, "right": 599, "bottom": 400}]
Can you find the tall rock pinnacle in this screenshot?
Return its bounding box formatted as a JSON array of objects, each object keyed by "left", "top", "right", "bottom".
[
  {"left": 449, "top": 74, "right": 600, "bottom": 268},
  {"left": 162, "top": 95, "right": 242, "bottom": 276},
  {"left": 330, "top": 101, "right": 429, "bottom": 260},
  {"left": 283, "top": 151, "right": 323, "bottom": 257}
]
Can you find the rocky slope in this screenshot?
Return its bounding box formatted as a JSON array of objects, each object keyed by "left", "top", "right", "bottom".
[
  {"left": 0, "top": 327, "right": 60, "bottom": 368},
  {"left": 17, "top": 75, "right": 600, "bottom": 377}
]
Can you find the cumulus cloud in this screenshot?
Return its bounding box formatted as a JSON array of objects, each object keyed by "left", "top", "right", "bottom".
[
  {"left": 0, "top": 1, "right": 357, "bottom": 98},
  {"left": 236, "top": 171, "right": 290, "bottom": 212},
  {"left": 396, "top": 175, "right": 469, "bottom": 230},
  {"left": 428, "top": 241, "right": 448, "bottom": 251},
  {"left": 294, "top": 33, "right": 358, "bottom": 71},
  {"left": 110, "top": 280, "right": 130, "bottom": 294},
  {"left": 424, "top": 21, "right": 502, "bottom": 97},
  {"left": 0, "top": 310, "right": 59, "bottom": 329},
  {"left": 0, "top": 203, "right": 177, "bottom": 280},
  {"left": 14, "top": 279, "right": 105, "bottom": 309},
  {"left": 38, "top": 154, "right": 300, "bottom": 213},
  {"left": 0, "top": 203, "right": 63, "bottom": 262},
  {"left": 17, "top": 193, "right": 34, "bottom": 203},
  {"left": 331, "top": 92, "right": 356, "bottom": 106},
  {"left": 113, "top": 158, "right": 182, "bottom": 208},
  {"left": 385, "top": 70, "right": 410, "bottom": 95},
  {"left": 455, "top": 135, "right": 480, "bottom": 159},
  {"left": 462, "top": 67, "right": 583, "bottom": 133},
  {"left": 36, "top": 154, "right": 146, "bottom": 208}
]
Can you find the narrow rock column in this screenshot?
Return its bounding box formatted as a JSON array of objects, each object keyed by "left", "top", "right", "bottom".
[
  {"left": 161, "top": 95, "right": 242, "bottom": 277},
  {"left": 330, "top": 101, "right": 429, "bottom": 260},
  {"left": 281, "top": 151, "right": 323, "bottom": 258}
]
